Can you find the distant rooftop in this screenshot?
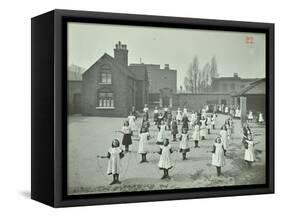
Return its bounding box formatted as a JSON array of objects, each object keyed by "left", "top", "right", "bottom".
[
  {"left": 213, "top": 73, "right": 260, "bottom": 82},
  {"left": 233, "top": 78, "right": 266, "bottom": 97},
  {"left": 68, "top": 64, "right": 84, "bottom": 81}
]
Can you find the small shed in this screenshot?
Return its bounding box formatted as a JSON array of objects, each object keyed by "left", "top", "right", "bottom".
[{"left": 232, "top": 78, "right": 266, "bottom": 117}]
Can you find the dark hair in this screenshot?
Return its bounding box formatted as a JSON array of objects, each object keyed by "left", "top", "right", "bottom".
[
  {"left": 215, "top": 137, "right": 222, "bottom": 143},
  {"left": 124, "top": 120, "right": 129, "bottom": 126},
  {"left": 140, "top": 127, "right": 147, "bottom": 133},
  {"left": 221, "top": 125, "right": 226, "bottom": 130},
  {"left": 112, "top": 139, "right": 120, "bottom": 147},
  {"left": 163, "top": 138, "right": 169, "bottom": 146},
  {"left": 182, "top": 128, "right": 188, "bottom": 133}
]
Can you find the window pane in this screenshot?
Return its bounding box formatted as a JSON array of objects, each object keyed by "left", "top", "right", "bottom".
[
  {"left": 101, "top": 73, "right": 107, "bottom": 83},
  {"left": 108, "top": 73, "right": 112, "bottom": 83},
  {"left": 106, "top": 99, "right": 110, "bottom": 107},
  {"left": 99, "top": 99, "right": 103, "bottom": 107}
]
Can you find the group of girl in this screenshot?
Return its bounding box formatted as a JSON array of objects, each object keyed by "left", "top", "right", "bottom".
[
  {"left": 98, "top": 105, "right": 259, "bottom": 185},
  {"left": 247, "top": 110, "right": 264, "bottom": 124}
]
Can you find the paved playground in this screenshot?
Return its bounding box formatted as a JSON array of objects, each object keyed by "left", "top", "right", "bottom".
[{"left": 67, "top": 113, "right": 266, "bottom": 195}]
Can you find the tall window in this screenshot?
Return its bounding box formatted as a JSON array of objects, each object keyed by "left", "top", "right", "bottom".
[
  {"left": 98, "top": 92, "right": 114, "bottom": 108},
  {"left": 100, "top": 64, "right": 112, "bottom": 84}
]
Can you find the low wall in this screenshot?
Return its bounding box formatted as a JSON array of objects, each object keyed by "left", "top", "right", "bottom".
[{"left": 174, "top": 93, "right": 233, "bottom": 111}]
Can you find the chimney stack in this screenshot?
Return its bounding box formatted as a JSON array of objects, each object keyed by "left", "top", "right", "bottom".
[
  {"left": 164, "top": 64, "right": 170, "bottom": 70},
  {"left": 114, "top": 41, "right": 128, "bottom": 66}
]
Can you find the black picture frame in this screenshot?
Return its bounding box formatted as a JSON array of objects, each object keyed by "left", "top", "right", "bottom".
[{"left": 31, "top": 9, "right": 274, "bottom": 207}]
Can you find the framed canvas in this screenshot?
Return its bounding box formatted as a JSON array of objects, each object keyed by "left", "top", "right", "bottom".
[{"left": 31, "top": 9, "right": 274, "bottom": 207}]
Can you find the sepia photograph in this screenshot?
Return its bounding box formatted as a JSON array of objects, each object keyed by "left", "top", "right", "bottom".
[{"left": 67, "top": 22, "right": 266, "bottom": 195}]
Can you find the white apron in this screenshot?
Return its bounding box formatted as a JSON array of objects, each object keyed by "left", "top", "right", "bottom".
[
  {"left": 244, "top": 140, "right": 255, "bottom": 162},
  {"left": 107, "top": 147, "right": 122, "bottom": 175},
  {"left": 158, "top": 145, "right": 173, "bottom": 169},
  {"left": 212, "top": 142, "right": 225, "bottom": 167},
  {"left": 138, "top": 132, "right": 149, "bottom": 154}
]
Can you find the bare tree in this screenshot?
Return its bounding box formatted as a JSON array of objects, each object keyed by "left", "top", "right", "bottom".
[
  {"left": 192, "top": 57, "right": 199, "bottom": 93},
  {"left": 184, "top": 56, "right": 217, "bottom": 93},
  {"left": 187, "top": 64, "right": 194, "bottom": 93},
  {"left": 210, "top": 56, "right": 219, "bottom": 78},
  {"left": 184, "top": 56, "right": 200, "bottom": 93},
  {"left": 184, "top": 76, "right": 189, "bottom": 93},
  {"left": 202, "top": 62, "right": 211, "bottom": 92}
]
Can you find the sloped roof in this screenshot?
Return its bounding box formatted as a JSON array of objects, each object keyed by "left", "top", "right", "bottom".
[
  {"left": 213, "top": 76, "right": 258, "bottom": 82},
  {"left": 83, "top": 53, "right": 136, "bottom": 80},
  {"left": 232, "top": 78, "right": 266, "bottom": 96}
]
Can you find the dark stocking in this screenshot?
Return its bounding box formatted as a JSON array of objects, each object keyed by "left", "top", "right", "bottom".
[
  {"left": 216, "top": 167, "right": 221, "bottom": 176},
  {"left": 115, "top": 174, "right": 121, "bottom": 184},
  {"left": 182, "top": 152, "right": 187, "bottom": 160},
  {"left": 125, "top": 145, "right": 129, "bottom": 152}
]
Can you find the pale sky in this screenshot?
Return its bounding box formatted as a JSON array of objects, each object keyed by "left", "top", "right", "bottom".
[{"left": 67, "top": 22, "right": 266, "bottom": 88}]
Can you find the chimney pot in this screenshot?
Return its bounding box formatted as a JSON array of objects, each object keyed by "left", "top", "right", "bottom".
[{"left": 114, "top": 42, "right": 128, "bottom": 66}]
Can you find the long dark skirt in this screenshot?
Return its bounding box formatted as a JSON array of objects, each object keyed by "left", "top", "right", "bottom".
[{"left": 122, "top": 133, "right": 132, "bottom": 146}]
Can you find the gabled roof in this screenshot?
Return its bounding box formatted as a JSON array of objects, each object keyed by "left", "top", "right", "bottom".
[
  {"left": 83, "top": 53, "right": 136, "bottom": 79},
  {"left": 232, "top": 78, "right": 266, "bottom": 97}
]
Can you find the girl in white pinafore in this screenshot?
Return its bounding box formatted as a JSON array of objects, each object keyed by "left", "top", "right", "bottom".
[
  {"left": 235, "top": 108, "right": 241, "bottom": 119},
  {"left": 211, "top": 113, "right": 216, "bottom": 129},
  {"left": 201, "top": 108, "right": 206, "bottom": 119},
  {"left": 244, "top": 135, "right": 256, "bottom": 167},
  {"left": 220, "top": 125, "right": 229, "bottom": 150},
  {"left": 176, "top": 108, "right": 182, "bottom": 124},
  {"left": 183, "top": 107, "right": 188, "bottom": 117},
  {"left": 138, "top": 127, "right": 150, "bottom": 163},
  {"left": 225, "top": 119, "right": 232, "bottom": 142},
  {"left": 225, "top": 106, "right": 229, "bottom": 114},
  {"left": 206, "top": 116, "right": 212, "bottom": 134},
  {"left": 156, "top": 120, "right": 166, "bottom": 145},
  {"left": 104, "top": 139, "right": 125, "bottom": 185},
  {"left": 259, "top": 113, "right": 264, "bottom": 124},
  {"left": 179, "top": 128, "right": 191, "bottom": 160},
  {"left": 128, "top": 112, "right": 137, "bottom": 132},
  {"left": 211, "top": 137, "right": 226, "bottom": 176},
  {"left": 190, "top": 112, "right": 196, "bottom": 127},
  {"left": 158, "top": 139, "right": 173, "bottom": 179},
  {"left": 200, "top": 118, "right": 207, "bottom": 140},
  {"left": 248, "top": 110, "right": 253, "bottom": 122},
  {"left": 192, "top": 122, "right": 200, "bottom": 148}
]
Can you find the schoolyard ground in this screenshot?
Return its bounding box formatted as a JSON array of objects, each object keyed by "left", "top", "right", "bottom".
[{"left": 67, "top": 113, "right": 266, "bottom": 195}]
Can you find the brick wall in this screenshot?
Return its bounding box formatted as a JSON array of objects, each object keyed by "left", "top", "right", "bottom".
[
  {"left": 81, "top": 60, "right": 134, "bottom": 117},
  {"left": 146, "top": 65, "right": 177, "bottom": 94},
  {"left": 68, "top": 81, "right": 82, "bottom": 114},
  {"left": 173, "top": 93, "right": 233, "bottom": 111}
]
